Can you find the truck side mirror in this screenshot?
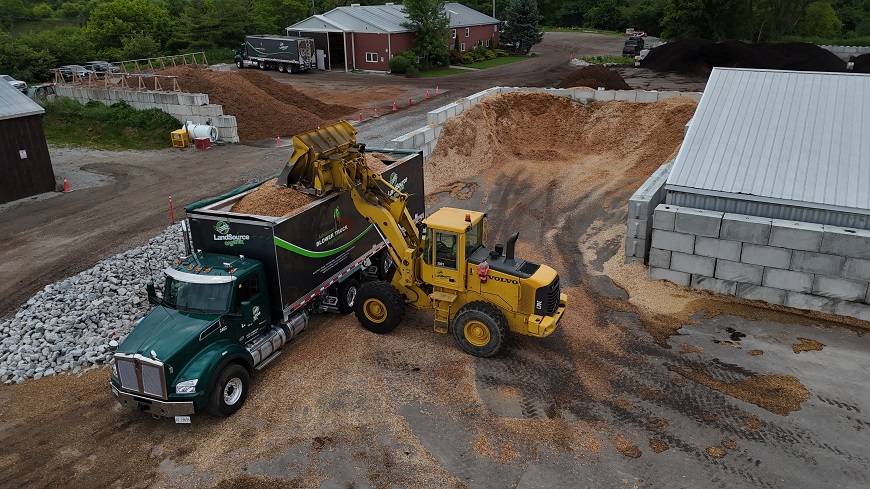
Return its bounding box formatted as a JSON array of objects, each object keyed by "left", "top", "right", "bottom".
[
  {"left": 146, "top": 282, "right": 159, "bottom": 305},
  {"left": 241, "top": 301, "right": 254, "bottom": 324}
]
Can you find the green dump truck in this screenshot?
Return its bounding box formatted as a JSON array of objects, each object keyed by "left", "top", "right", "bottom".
[{"left": 109, "top": 149, "right": 424, "bottom": 422}]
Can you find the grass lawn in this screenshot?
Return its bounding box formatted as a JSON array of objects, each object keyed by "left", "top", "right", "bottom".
[
  {"left": 462, "top": 56, "right": 528, "bottom": 69},
  {"left": 419, "top": 68, "right": 469, "bottom": 77}
]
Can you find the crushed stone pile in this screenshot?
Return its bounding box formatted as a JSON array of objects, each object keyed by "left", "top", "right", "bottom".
[
  {"left": 230, "top": 154, "right": 393, "bottom": 217},
  {"left": 642, "top": 39, "right": 846, "bottom": 74},
  {"left": 558, "top": 65, "right": 632, "bottom": 90},
  {"left": 159, "top": 67, "right": 355, "bottom": 142},
  {"left": 853, "top": 53, "right": 870, "bottom": 73}
]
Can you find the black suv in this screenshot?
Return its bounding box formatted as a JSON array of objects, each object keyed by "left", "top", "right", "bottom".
[{"left": 622, "top": 36, "right": 645, "bottom": 56}]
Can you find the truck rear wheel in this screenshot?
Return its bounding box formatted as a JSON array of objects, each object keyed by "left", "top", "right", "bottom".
[
  {"left": 278, "top": 63, "right": 287, "bottom": 73},
  {"left": 452, "top": 302, "right": 508, "bottom": 358},
  {"left": 206, "top": 363, "right": 249, "bottom": 417},
  {"left": 338, "top": 278, "right": 360, "bottom": 314},
  {"left": 377, "top": 249, "right": 394, "bottom": 280},
  {"left": 258, "top": 61, "right": 266, "bottom": 70},
  {"left": 354, "top": 281, "right": 404, "bottom": 334}
]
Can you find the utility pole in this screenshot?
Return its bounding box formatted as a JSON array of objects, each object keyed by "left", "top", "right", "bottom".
[{"left": 492, "top": 0, "right": 495, "bottom": 18}]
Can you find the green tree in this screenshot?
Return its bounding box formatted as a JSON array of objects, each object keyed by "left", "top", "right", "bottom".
[
  {"left": 19, "top": 27, "right": 96, "bottom": 66},
  {"left": 795, "top": 1, "right": 843, "bottom": 37},
  {"left": 661, "top": 0, "right": 744, "bottom": 40},
  {"left": 84, "top": 0, "right": 174, "bottom": 53},
  {"left": 585, "top": 0, "right": 625, "bottom": 30},
  {"left": 401, "top": 0, "right": 451, "bottom": 68},
  {"left": 32, "top": 3, "right": 53, "bottom": 17},
  {"left": 624, "top": 0, "right": 667, "bottom": 36},
  {"left": 0, "top": 30, "right": 56, "bottom": 81},
  {"left": 501, "top": 0, "right": 544, "bottom": 54}
]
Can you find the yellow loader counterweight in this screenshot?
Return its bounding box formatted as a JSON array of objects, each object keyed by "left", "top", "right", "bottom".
[{"left": 276, "top": 122, "right": 567, "bottom": 357}]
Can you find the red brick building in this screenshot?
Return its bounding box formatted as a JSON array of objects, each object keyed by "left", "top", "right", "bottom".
[{"left": 287, "top": 2, "right": 500, "bottom": 72}]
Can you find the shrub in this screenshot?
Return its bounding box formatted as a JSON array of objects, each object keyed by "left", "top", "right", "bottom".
[
  {"left": 494, "top": 49, "right": 510, "bottom": 57},
  {"left": 459, "top": 53, "right": 475, "bottom": 64},
  {"left": 388, "top": 51, "right": 420, "bottom": 75},
  {"left": 484, "top": 49, "right": 497, "bottom": 59},
  {"left": 470, "top": 52, "right": 485, "bottom": 62}
]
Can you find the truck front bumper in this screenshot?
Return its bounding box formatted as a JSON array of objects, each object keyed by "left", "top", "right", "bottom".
[
  {"left": 527, "top": 293, "right": 568, "bottom": 338},
  {"left": 110, "top": 383, "right": 195, "bottom": 417}
]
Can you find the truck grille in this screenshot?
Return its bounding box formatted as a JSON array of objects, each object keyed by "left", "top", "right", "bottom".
[
  {"left": 115, "top": 354, "right": 167, "bottom": 400},
  {"left": 535, "top": 276, "right": 561, "bottom": 316}
]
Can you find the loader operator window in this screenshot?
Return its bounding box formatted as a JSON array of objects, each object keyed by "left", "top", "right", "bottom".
[
  {"left": 234, "top": 275, "right": 260, "bottom": 312},
  {"left": 466, "top": 221, "right": 483, "bottom": 257},
  {"left": 435, "top": 231, "right": 458, "bottom": 269}
]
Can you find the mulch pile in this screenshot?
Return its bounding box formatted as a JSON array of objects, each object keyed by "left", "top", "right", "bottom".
[
  {"left": 159, "top": 67, "right": 355, "bottom": 142},
  {"left": 558, "top": 65, "right": 632, "bottom": 90},
  {"left": 853, "top": 53, "right": 870, "bottom": 73},
  {"left": 642, "top": 39, "right": 846, "bottom": 74}
]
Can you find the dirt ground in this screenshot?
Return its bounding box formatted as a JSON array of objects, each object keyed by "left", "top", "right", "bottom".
[{"left": 2, "top": 33, "right": 866, "bottom": 488}]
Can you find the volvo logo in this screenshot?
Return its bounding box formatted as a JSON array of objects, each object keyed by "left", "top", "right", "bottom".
[{"left": 490, "top": 275, "right": 519, "bottom": 285}]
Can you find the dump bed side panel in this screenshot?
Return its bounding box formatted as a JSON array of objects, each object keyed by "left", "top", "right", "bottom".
[{"left": 245, "top": 35, "right": 302, "bottom": 62}]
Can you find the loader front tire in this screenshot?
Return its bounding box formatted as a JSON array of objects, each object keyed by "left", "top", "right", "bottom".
[
  {"left": 355, "top": 281, "right": 405, "bottom": 334},
  {"left": 452, "top": 302, "right": 508, "bottom": 358}
]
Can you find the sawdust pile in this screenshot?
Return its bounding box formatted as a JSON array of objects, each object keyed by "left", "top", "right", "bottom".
[
  {"left": 649, "top": 439, "right": 669, "bottom": 453},
  {"left": 558, "top": 65, "right": 632, "bottom": 90},
  {"left": 668, "top": 365, "right": 810, "bottom": 416},
  {"left": 159, "top": 67, "right": 355, "bottom": 141},
  {"left": 792, "top": 337, "right": 825, "bottom": 354},
  {"left": 229, "top": 154, "right": 392, "bottom": 216}
]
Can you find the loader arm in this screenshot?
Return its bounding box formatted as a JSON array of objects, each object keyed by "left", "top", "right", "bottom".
[{"left": 275, "top": 121, "right": 428, "bottom": 295}]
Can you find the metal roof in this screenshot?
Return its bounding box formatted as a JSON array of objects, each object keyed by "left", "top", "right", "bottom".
[
  {"left": 287, "top": 2, "right": 498, "bottom": 34},
  {"left": 0, "top": 80, "right": 43, "bottom": 121},
  {"left": 667, "top": 68, "right": 870, "bottom": 215}
]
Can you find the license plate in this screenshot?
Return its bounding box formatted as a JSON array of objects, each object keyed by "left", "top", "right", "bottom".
[{"left": 174, "top": 416, "right": 191, "bottom": 424}]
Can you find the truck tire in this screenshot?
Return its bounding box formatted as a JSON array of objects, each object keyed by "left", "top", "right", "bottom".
[
  {"left": 355, "top": 281, "right": 405, "bottom": 334},
  {"left": 452, "top": 302, "right": 508, "bottom": 358},
  {"left": 236, "top": 59, "right": 243, "bottom": 69},
  {"left": 377, "top": 249, "right": 394, "bottom": 281},
  {"left": 338, "top": 278, "right": 360, "bottom": 314},
  {"left": 258, "top": 61, "right": 266, "bottom": 70},
  {"left": 206, "top": 363, "right": 249, "bottom": 417},
  {"left": 278, "top": 63, "right": 287, "bottom": 73}
]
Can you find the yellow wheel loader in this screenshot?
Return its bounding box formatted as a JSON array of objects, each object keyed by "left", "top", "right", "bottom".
[{"left": 276, "top": 121, "right": 567, "bottom": 357}]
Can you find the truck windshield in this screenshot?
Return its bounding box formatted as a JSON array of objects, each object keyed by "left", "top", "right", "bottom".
[
  {"left": 163, "top": 277, "right": 231, "bottom": 314},
  {"left": 466, "top": 220, "right": 483, "bottom": 257}
]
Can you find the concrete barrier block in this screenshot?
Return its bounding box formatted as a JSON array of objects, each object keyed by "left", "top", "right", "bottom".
[
  {"left": 568, "top": 91, "right": 595, "bottom": 104},
  {"left": 651, "top": 229, "right": 695, "bottom": 254},
  {"left": 434, "top": 124, "right": 442, "bottom": 138},
  {"left": 624, "top": 237, "right": 647, "bottom": 258},
  {"left": 834, "top": 301, "right": 870, "bottom": 322},
  {"left": 649, "top": 267, "right": 690, "bottom": 286},
  {"left": 785, "top": 292, "right": 835, "bottom": 314},
  {"left": 628, "top": 198, "right": 652, "bottom": 220},
  {"left": 741, "top": 244, "right": 791, "bottom": 269},
  {"left": 812, "top": 276, "right": 868, "bottom": 302},
  {"left": 769, "top": 220, "right": 824, "bottom": 251},
  {"left": 671, "top": 252, "right": 715, "bottom": 276},
  {"left": 695, "top": 236, "right": 741, "bottom": 261},
  {"left": 613, "top": 90, "right": 638, "bottom": 102},
  {"left": 674, "top": 208, "right": 723, "bottom": 238},
  {"left": 843, "top": 258, "right": 870, "bottom": 282},
  {"left": 720, "top": 214, "right": 771, "bottom": 245},
  {"left": 763, "top": 268, "right": 813, "bottom": 293},
  {"left": 692, "top": 275, "right": 737, "bottom": 295},
  {"left": 715, "top": 259, "right": 763, "bottom": 285},
  {"left": 791, "top": 250, "right": 845, "bottom": 275},
  {"left": 648, "top": 248, "right": 671, "bottom": 268},
  {"left": 736, "top": 284, "right": 787, "bottom": 305},
  {"left": 652, "top": 204, "right": 678, "bottom": 231},
  {"left": 686, "top": 92, "right": 703, "bottom": 101},
  {"left": 423, "top": 127, "right": 436, "bottom": 144},
  {"left": 820, "top": 225, "right": 870, "bottom": 259},
  {"left": 217, "top": 115, "right": 236, "bottom": 127},
  {"left": 635, "top": 91, "right": 659, "bottom": 102},
  {"left": 412, "top": 131, "right": 425, "bottom": 148},
  {"left": 657, "top": 91, "right": 681, "bottom": 100},
  {"left": 626, "top": 219, "right": 650, "bottom": 239},
  {"left": 592, "top": 90, "right": 616, "bottom": 101}
]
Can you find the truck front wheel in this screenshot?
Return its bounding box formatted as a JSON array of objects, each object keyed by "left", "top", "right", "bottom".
[
  {"left": 235, "top": 59, "right": 243, "bottom": 69},
  {"left": 207, "top": 364, "right": 249, "bottom": 417},
  {"left": 355, "top": 281, "right": 404, "bottom": 334},
  {"left": 338, "top": 278, "right": 360, "bottom": 314},
  {"left": 452, "top": 302, "right": 508, "bottom": 358}
]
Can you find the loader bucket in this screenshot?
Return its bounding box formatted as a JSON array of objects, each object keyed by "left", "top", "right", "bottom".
[{"left": 275, "top": 121, "right": 359, "bottom": 194}]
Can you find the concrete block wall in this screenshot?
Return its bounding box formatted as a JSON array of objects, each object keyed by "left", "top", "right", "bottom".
[
  {"left": 820, "top": 45, "right": 870, "bottom": 61},
  {"left": 625, "top": 161, "right": 673, "bottom": 263},
  {"left": 55, "top": 85, "right": 239, "bottom": 143},
  {"left": 648, "top": 204, "right": 870, "bottom": 322},
  {"left": 396, "top": 87, "right": 704, "bottom": 159}
]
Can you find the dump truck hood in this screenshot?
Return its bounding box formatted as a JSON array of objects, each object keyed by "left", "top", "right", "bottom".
[{"left": 119, "top": 305, "right": 222, "bottom": 361}]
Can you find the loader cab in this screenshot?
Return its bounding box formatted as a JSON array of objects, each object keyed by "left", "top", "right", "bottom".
[{"left": 421, "top": 208, "right": 486, "bottom": 290}]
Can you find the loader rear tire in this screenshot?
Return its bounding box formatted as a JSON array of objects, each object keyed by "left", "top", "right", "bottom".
[
  {"left": 355, "top": 281, "right": 405, "bottom": 334},
  {"left": 452, "top": 302, "right": 507, "bottom": 357}
]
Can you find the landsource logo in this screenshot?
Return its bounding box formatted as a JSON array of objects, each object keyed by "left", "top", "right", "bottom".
[{"left": 213, "top": 221, "right": 249, "bottom": 247}]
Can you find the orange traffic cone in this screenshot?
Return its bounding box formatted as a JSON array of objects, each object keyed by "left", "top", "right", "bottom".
[
  {"left": 408, "top": 98, "right": 412, "bottom": 106},
  {"left": 392, "top": 102, "right": 397, "bottom": 111},
  {"left": 276, "top": 136, "right": 281, "bottom": 147},
  {"left": 435, "top": 86, "right": 439, "bottom": 95},
  {"left": 425, "top": 90, "right": 430, "bottom": 99},
  {"left": 359, "top": 112, "right": 363, "bottom": 121},
  {"left": 62, "top": 177, "right": 71, "bottom": 193},
  {"left": 374, "top": 108, "right": 379, "bottom": 118}
]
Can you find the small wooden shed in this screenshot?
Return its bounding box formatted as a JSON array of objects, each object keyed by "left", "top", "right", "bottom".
[{"left": 0, "top": 81, "right": 55, "bottom": 204}]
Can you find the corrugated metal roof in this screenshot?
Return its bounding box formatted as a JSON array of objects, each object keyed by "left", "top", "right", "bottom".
[
  {"left": 667, "top": 68, "right": 870, "bottom": 215},
  {"left": 0, "top": 79, "right": 43, "bottom": 121},
  {"left": 288, "top": 2, "right": 498, "bottom": 34}
]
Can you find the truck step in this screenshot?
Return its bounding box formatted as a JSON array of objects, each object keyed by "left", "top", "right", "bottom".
[{"left": 254, "top": 350, "right": 282, "bottom": 370}]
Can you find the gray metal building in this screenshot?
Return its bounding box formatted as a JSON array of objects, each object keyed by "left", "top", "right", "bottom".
[
  {"left": 666, "top": 68, "right": 870, "bottom": 229},
  {"left": 0, "top": 81, "right": 54, "bottom": 205}
]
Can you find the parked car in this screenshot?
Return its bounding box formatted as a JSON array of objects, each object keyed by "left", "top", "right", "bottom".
[
  {"left": 84, "top": 61, "right": 122, "bottom": 76},
  {"left": 622, "top": 36, "right": 645, "bottom": 56},
  {"left": 1, "top": 74, "right": 27, "bottom": 94},
  {"left": 54, "top": 65, "right": 90, "bottom": 81}
]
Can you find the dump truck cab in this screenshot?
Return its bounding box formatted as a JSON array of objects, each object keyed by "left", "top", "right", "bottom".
[{"left": 110, "top": 253, "right": 277, "bottom": 419}]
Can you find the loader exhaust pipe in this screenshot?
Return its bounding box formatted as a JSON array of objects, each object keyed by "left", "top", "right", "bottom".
[{"left": 505, "top": 232, "right": 519, "bottom": 264}]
